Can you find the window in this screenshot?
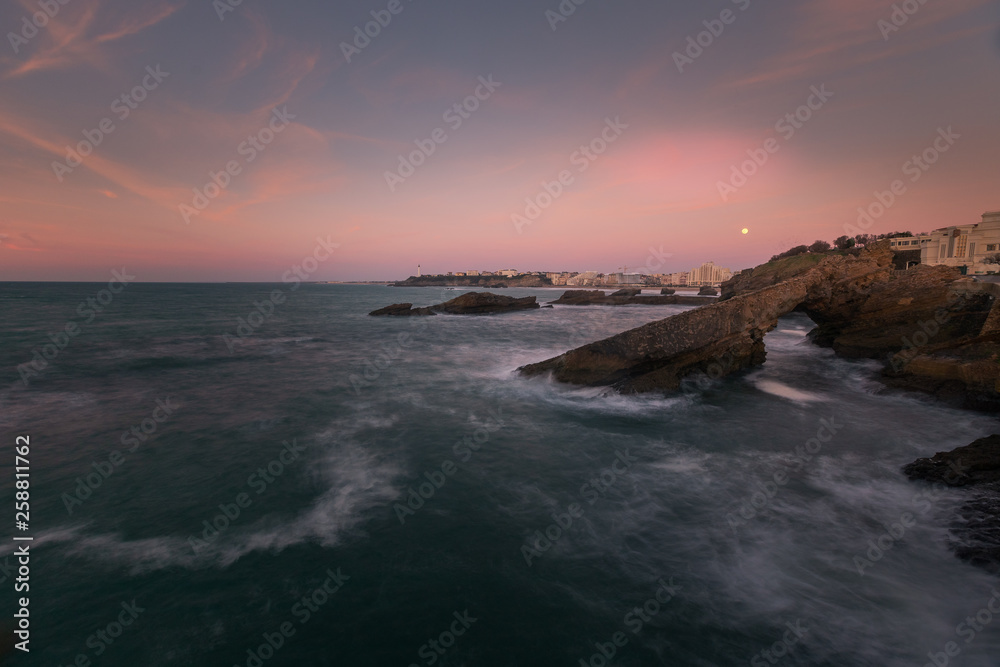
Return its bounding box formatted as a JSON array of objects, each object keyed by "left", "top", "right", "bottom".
[
  {"left": 955, "top": 235, "right": 968, "bottom": 258},
  {"left": 987, "top": 244, "right": 998, "bottom": 252}
]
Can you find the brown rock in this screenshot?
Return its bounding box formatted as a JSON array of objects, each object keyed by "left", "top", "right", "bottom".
[{"left": 370, "top": 292, "right": 539, "bottom": 316}]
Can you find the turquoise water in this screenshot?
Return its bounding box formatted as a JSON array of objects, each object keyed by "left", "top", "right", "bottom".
[{"left": 1, "top": 283, "right": 999, "bottom": 666}]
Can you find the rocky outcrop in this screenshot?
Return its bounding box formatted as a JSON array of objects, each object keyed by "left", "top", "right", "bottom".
[
  {"left": 720, "top": 253, "right": 827, "bottom": 300},
  {"left": 610, "top": 288, "right": 642, "bottom": 297},
  {"left": 369, "top": 303, "right": 424, "bottom": 316},
  {"left": 904, "top": 435, "right": 1000, "bottom": 572},
  {"left": 549, "top": 290, "right": 714, "bottom": 307},
  {"left": 518, "top": 243, "right": 896, "bottom": 392},
  {"left": 660, "top": 288, "right": 676, "bottom": 295},
  {"left": 801, "top": 266, "right": 990, "bottom": 358},
  {"left": 370, "top": 292, "right": 540, "bottom": 316},
  {"left": 519, "top": 266, "right": 839, "bottom": 391},
  {"left": 520, "top": 241, "right": 1000, "bottom": 407},
  {"left": 698, "top": 286, "right": 719, "bottom": 296},
  {"left": 904, "top": 435, "right": 1000, "bottom": 486},
  {"left": 877, "top": 281, "right": 1000, "bottom": 410}
]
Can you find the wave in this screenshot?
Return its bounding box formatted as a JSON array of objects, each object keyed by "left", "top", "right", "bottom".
[{"left": 8, "top": 416, "right": 403, "bottom": 572}]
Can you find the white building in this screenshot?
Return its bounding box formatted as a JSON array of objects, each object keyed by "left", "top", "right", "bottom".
[
  {"left": 888, "top": 236, "right": 930, "bottom": 250},
  {"left": 921, "top": 211, "right": 1000, "bottom": 275},
  {"left": 687, "top": 261, "right": 733, "bottom": 287}
]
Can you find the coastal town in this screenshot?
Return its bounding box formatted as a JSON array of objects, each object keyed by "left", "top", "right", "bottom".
[
  {"left": 405, "top": 260, "right": 736, "bottom": 288},
  {"left": 389, "top": 209, "right": 1000, "bottom": 288}
]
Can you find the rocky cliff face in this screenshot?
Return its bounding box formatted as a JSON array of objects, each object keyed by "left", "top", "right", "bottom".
[
  {"left": 800, "top": 265, "right": 991, "bottom": 357},
  {"left": 549, "top": 290, "right": 714, "bottom": 307},
  {"left": 720, "top": 253, "right": 828, "bottom": 300},
  {"left": 519, "top": 267, "right": 830, "bottom": 392},
  {"left": 519, "top": 242, "right": 1000, "bottom": 408}
]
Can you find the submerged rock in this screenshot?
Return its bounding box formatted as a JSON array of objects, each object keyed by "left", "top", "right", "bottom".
[
  {"left": 369, "top": 303, "right": 427, "bottom": 316},
  {"left": 370, "top": 292, "right": 540, "bottom": 316},
  {"left": 904, "top": 435, "right": 1000, "bottom": 573}
]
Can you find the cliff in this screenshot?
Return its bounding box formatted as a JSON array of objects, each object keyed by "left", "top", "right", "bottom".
[
  {"left": 519, "top": 242, "right": 1000, "bottom": 408},
  {"left": 549, "top": 290, "right": 715, "bottom": 307},
  {"left": 517, "top": 250, "right": 868, "bottom": 391}
]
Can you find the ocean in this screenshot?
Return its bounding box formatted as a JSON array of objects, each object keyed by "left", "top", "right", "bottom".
[{"left": 1, "top": 282, "right": 999, "bottom": 667}]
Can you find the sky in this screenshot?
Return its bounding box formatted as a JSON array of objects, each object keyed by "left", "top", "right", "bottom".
[{"left": 0, "top": 0, "right": 998, "bottom": 282}]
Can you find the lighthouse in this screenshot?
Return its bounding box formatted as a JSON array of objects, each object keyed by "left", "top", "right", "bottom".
[{"left": 417, "top": 264, "right": 421, "bottom": 277}]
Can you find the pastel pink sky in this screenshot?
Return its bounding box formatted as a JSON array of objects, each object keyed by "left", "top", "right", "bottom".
[{"left": 0, "top": 0, "right": 998, "bottom": 281}]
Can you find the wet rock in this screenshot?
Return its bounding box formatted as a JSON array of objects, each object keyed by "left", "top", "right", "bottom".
[
  {"left": 370, "top": 292, "right": 539, "bottom": 316},
  {"left": 903, "top": 435, "right": 1000, "bottom": 486},
  {"left": 904, "top": 435, "right": 1000, "bottom": 573}
]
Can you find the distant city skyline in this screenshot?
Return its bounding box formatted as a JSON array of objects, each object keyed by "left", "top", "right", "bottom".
[{"left": 403, "top": 260, "right": 734, "bottom": 287}]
